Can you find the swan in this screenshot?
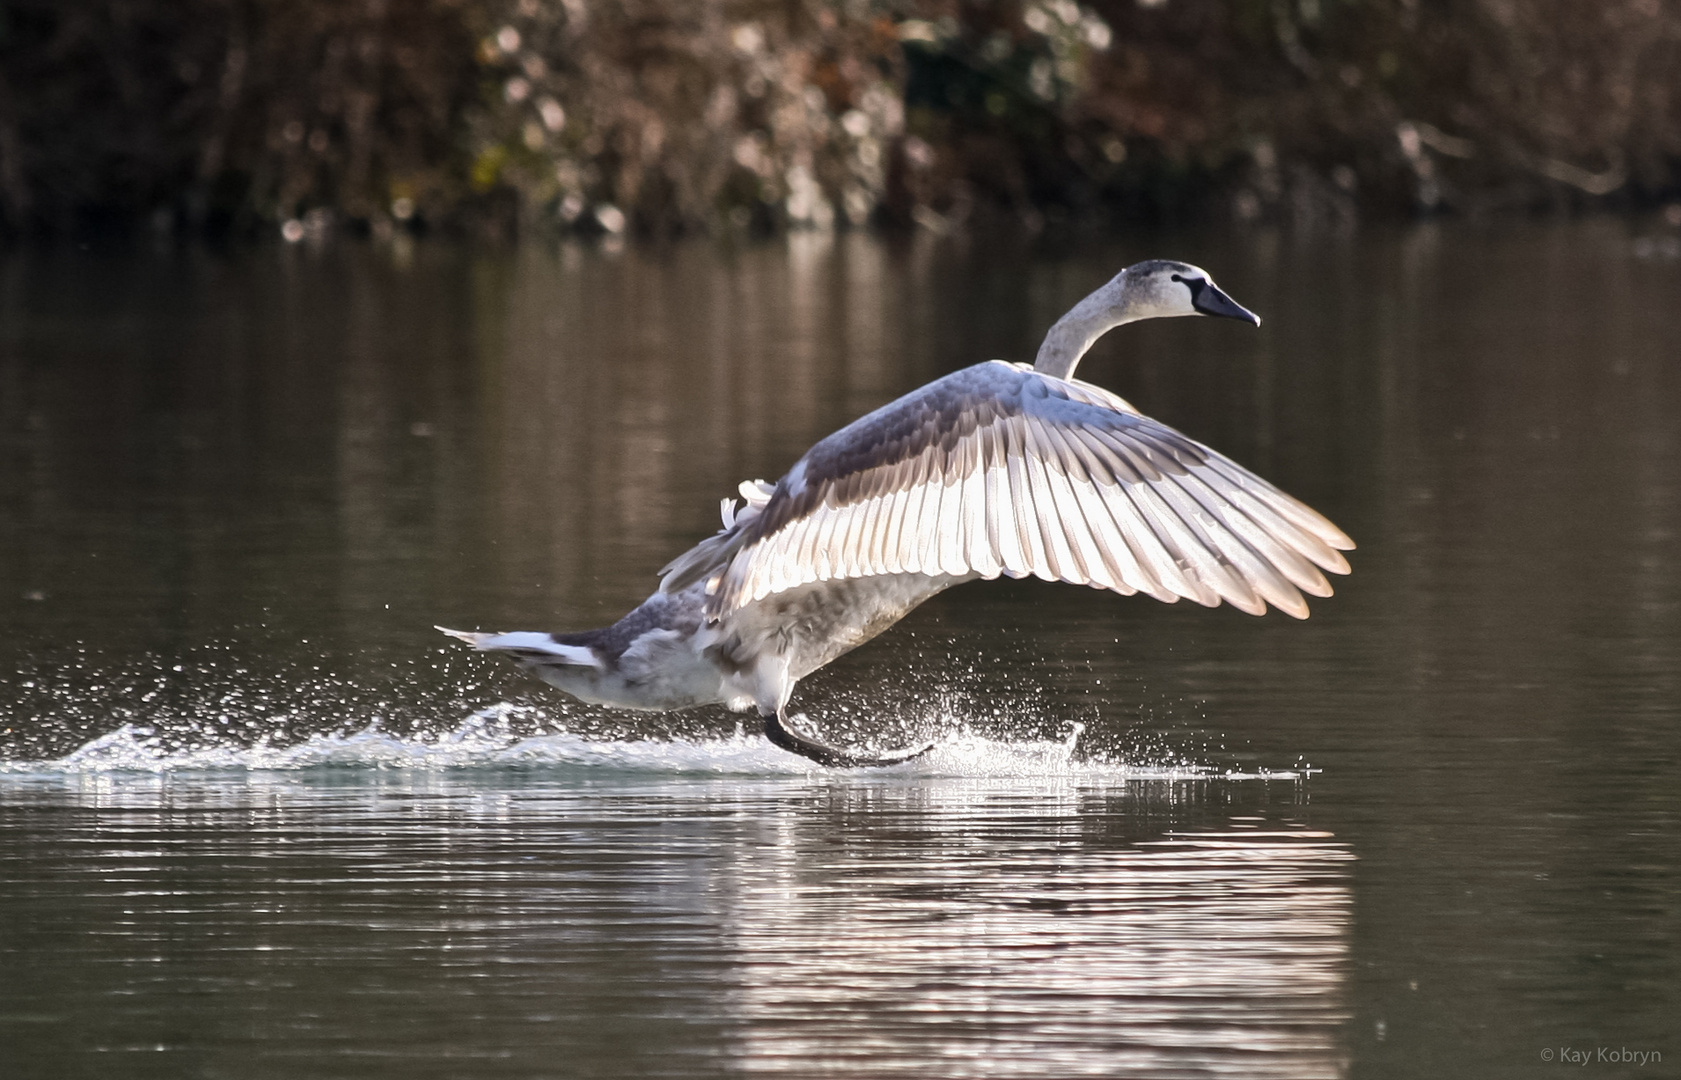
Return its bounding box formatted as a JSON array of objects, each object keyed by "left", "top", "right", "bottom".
[{"left": 439, "top": 260, "right": 1354, "bottom": 766}]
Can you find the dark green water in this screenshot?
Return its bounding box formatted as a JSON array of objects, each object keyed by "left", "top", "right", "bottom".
[{"left": 1, "top": 222, "right": 1677, "bottom": 1078}]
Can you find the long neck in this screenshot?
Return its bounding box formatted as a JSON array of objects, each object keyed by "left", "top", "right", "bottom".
[{"left": 1032, "top": 284, "right": 1134, "bottom": 380}]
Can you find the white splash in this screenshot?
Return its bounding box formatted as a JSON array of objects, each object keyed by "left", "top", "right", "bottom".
[{"left": 2, "top": 706, "right": 1295, "bottom": 781}]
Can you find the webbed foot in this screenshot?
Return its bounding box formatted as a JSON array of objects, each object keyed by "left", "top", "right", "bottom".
[{"left": 763, "top": 709, "right": 936, "bottom": 768}]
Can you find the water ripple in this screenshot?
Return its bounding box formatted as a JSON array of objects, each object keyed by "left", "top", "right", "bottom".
[{"left": 3, "top": 759, "right": 1350, "bottom": 1078}]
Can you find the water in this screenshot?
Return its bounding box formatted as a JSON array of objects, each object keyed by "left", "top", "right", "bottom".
[{"left": 2, "top": 222, "right": 1678, "bottom": 1078}]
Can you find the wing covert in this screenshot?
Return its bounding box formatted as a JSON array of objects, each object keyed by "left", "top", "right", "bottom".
[{"left": 659, "top": 361, "right": 1353, "bottom": 621}]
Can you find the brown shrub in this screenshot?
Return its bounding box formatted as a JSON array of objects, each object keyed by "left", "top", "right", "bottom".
[{"left": 1, "top": 0, "right": 1677, "bottom": 237}]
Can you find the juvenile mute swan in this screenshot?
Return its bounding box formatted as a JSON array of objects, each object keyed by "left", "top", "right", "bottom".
[{"left": 440, "top": 261, "right": 1353, "bottom": 766}]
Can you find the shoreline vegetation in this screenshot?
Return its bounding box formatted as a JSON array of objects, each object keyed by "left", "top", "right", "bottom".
[{"left": 2, "top": 0, "right": 1678, "bottom": 242}]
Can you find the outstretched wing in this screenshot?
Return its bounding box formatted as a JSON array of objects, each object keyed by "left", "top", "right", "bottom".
[{"left": 661, "top": 361, "right": 1353, "bottom": 621}]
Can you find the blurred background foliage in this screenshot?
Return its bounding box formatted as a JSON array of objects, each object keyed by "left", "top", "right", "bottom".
[{"left": 0, "top": 0, "right": 1677, "bottom": 239}]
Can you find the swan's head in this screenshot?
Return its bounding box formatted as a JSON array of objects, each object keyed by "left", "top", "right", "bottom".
[
  {"left": 1115, "top": 260, "right": 1261, "bottom": 326},
  {"left": 1033, "top": 259, "right": 1260, "bottom": 378}
]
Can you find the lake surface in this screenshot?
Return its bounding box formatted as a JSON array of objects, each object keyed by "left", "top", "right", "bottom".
[{"left": 1, "top": 221, "right": 1677, "bottom": 1078}]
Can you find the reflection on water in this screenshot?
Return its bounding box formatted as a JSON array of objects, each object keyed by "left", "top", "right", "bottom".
[
  {"left": 723, "top": 811, "right": 1350, "bottom": 1078},
  {"left": 0, "top": 770, "right": 1349, "bottom": 1079},
  {"left": 3, "top": 220, "right": 1681, "bottom": 1077}
]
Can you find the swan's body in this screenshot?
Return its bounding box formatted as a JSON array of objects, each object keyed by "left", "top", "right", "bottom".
[{"left": 441, "top": 261, "right": 1354, "bottom": 766}]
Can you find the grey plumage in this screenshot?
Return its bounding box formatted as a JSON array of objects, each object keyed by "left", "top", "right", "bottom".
[
  {"left": 660, "top": 361, "right": 1350, "bottom": 621},
  {"left": 443, "top": 259, "right": 1354, "bottom": 767}
]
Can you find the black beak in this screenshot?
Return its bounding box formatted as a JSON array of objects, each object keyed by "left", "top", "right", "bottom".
[{"left": 1189, "top": 280, "right": 1262, "bottom": 325}]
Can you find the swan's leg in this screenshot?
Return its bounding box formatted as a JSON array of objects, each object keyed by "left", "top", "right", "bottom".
[
  {"left": 762, "top": 706, "right": 936, "bottom": 768},
  {"left": 748, "top": 651, "right": 934, "bottom": 767}
]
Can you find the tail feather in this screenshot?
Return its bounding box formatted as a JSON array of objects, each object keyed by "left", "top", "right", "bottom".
[{"left": 435, "top": 626, "right": 602, "bottom": 669}]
